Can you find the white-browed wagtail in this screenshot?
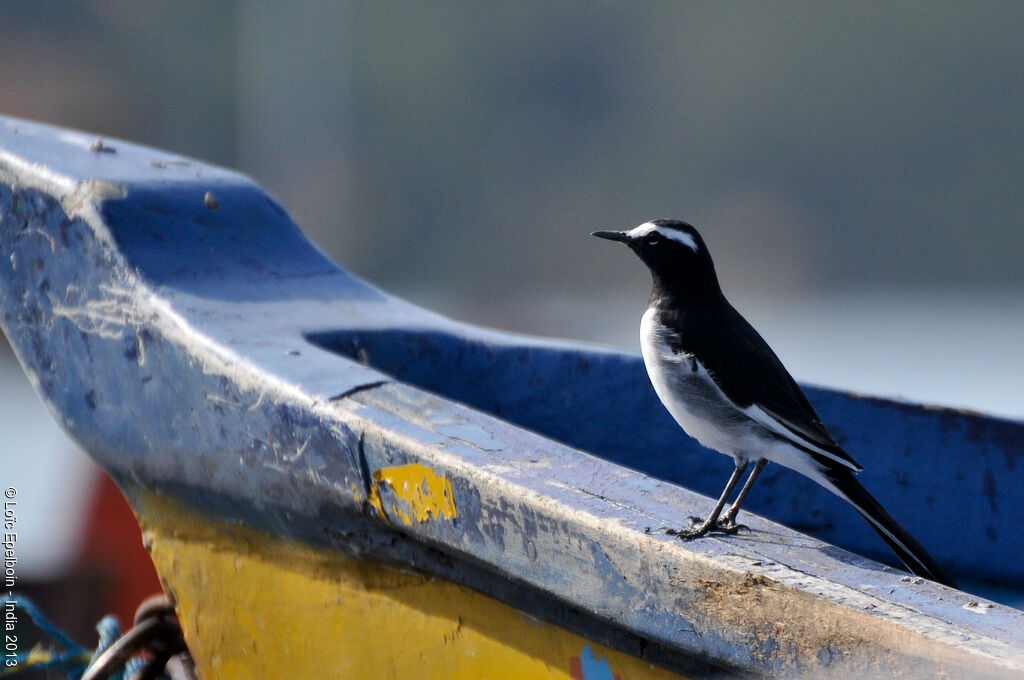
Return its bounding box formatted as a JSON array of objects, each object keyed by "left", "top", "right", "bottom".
[{"left": 593, "top": 219, "right": 955, "bottom": 587}]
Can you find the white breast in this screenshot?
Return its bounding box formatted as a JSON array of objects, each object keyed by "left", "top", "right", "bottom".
[
  {"left": 639, "top": 307, "right": 755, "bottom": 460},
  {"left": 638, "top": 308, "right": 837, "bottom": 482}
]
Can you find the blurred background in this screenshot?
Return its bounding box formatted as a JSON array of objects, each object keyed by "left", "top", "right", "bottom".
[{"left": 2, "top": 0, "right": 1023, "bottom": 645}]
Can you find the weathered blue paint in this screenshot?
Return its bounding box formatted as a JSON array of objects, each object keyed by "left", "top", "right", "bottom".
[
  {"left": 2, "top": 115, "right": 1023, "bottom": 678},
  {"left": 307, "top": 326, "right": 1024, "bottom": 582}
]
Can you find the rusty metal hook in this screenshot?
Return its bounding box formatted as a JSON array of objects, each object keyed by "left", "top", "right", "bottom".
[{"left": 80, "top": 595, "right": 194, "bottom": 680}]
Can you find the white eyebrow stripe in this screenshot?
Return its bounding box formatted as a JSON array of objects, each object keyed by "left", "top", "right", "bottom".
[{"left": 628, "top": 221, "right": 698, "bottom": 250}]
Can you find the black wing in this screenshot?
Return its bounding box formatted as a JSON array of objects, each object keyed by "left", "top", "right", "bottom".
[{"left": 663, "top": 300, "right": 862, "bottom": 471}]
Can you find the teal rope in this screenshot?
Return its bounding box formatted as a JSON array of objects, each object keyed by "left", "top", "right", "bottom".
[
  {"left": 1, "top": 593, "right": 91, "bottom": 677},
  {"left": 1, "top": 594, "right": 150, "bottom": 679},
  {"left": 91, "top": 615, "right": 124, "bottom": 680},
  {"left": 91, "top": 615, "right": 147, "bottom": 679}
]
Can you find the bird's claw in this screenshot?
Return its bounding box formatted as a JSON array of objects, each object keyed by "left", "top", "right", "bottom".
[
  {"left": 666, "top": 517, "right": 750, "bottom": 540},
  {"left": 716, "top": 519, "right": 751, "bottom": 535}
]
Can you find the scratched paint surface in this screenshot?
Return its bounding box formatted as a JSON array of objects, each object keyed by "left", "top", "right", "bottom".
[
  {"left": 370, "top": 462, "right": 457, "bottom": 525},
  {"left": 138, "top": 493, "right": 685, "bottom": 680}
]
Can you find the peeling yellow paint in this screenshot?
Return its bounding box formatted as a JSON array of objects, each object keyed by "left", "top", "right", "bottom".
[
  {"left": 134, "top": 492, "right": 687, "bottom": 680},
  {"left": 370, "top": 462, "right": 457, "bottom": 525},
  {"left": 367, "top": 481, "right": 388, "bottom": 520}
]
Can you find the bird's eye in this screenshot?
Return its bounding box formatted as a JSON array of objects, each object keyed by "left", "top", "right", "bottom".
[{"left": 645, "top": 232, "right": 662, "bottom": 245}]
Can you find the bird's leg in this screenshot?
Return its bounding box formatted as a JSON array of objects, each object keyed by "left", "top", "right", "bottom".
[
  {"left": 668, "top": 460, "right": 749, "bottom": 539},
  {"left": 718, "top": 458, "right": 768, "bottom": 531}
]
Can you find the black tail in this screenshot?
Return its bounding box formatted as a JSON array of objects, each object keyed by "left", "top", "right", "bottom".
[{"left": 824, "top": 470, "right": 957, "bottom": 588}]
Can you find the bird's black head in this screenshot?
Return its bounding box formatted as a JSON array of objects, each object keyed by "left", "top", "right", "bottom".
[{"left": 592, "top": 219, "right": 722, "bottom": 302}]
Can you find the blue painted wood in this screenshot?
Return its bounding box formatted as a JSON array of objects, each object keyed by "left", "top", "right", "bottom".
[
  {"left": 308, "top": 327, "right": 1024, "bottom": 584},
  {"left": 2, "top": 115, "right": 1022, "bottom": 678}
]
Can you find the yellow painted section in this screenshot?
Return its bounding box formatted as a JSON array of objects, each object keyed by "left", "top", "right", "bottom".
[
  {"left": 370, "top": 462, "right": 457, "bottom": 525},
  {"left": 136, "top": 493, "right": 687, "bottom": 680}
]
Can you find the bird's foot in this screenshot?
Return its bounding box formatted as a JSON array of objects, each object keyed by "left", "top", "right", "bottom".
[
  {"left": 715, "top": 518, "right": 750, "bottom": 535},
  {"left": 666, "top": 515, "right": 750, "bottom": 540}
]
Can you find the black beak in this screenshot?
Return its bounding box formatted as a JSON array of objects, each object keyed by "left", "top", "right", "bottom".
[{"left": 591, "top": 230, "right": 629, "bottom": 243}]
